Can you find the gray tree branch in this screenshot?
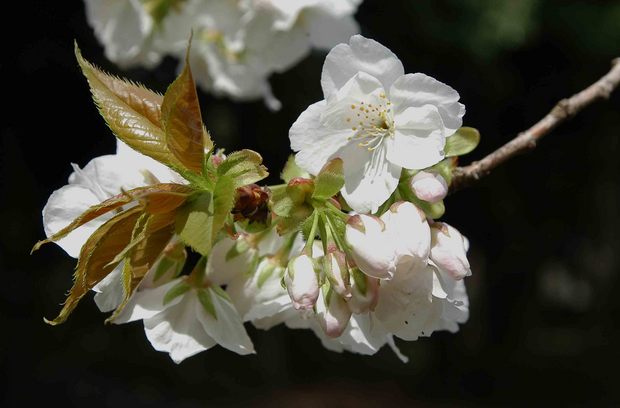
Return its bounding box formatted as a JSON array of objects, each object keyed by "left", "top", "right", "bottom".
[{"left": 451, "top": 58, "right": 620, "bottom": 191}]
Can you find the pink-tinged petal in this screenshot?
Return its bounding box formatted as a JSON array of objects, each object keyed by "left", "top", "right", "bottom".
[
  {"left": 410, "top": 171, "right": 448, "bottom": 203},
  {"left": 345, "top": 214, "right": 396, "bottom": 279},
  {"left": 285, "top": 255, "right": 320, "bottom": 310},
  {"left": 321, "top": 35, "right": 404, "bottom": 98},
  {"left": 316, "top": 289, "right": 352, "bottom": 338},
  {"left": 143, "top": 295, "right": 216, "bottom": 364},
  {"left": 430, "top": 223, "right": 472, "bottom": 280},
  {"left": 389, "top": 73, "right": 465, "bottom": 135}
]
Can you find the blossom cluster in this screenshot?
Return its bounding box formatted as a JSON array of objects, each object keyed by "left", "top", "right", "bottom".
[
  {"left": 84, "top": 0, "right": 362, "bottom": 109},
  {"left": 37, "top": 34, "right": 477, "bottom": 363}
]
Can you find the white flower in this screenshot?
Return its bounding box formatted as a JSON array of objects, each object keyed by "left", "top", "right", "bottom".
[
  {"left": 84, "top": 0, "right": 161, "bottom": 68},
  {"left": 410, "top": 170, "right": 449, "bottom": 203},
  {"left": 290, "top": 35, "right": 465, "bottom": 213},
  {"left": 42, "top": 140, "right": 180, "bottom": 258},
  {"left": 131, "top": 282, "right": 254, "bottom": 363}
]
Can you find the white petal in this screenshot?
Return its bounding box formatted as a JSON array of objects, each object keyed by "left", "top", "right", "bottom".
[
  {"left": 380, "top": 201, "right": 431, "bottom": 269},
  {"left": 42, "top": 184, "right": 106, "bottom": 258},
  {"left": 338, "top": 313, "right": 389, "bottom": 355},
  {"left": 340, "top": 142, "right": 401, "bottom": 213},
  {"left": 113, "top": 279, "right": 181, "bottom": 324},
  {"left": 430, "top": 223, "right": 472, "bottom": 280},
  {"left": 144, "top": 295, "right": 216, "bottom": 364},
  {"left": 345, "top": 215, "right": 396, "bottom": 279},
  {"left": 389, "top": 73, "right": 465, "bottom": 135},
  {"left": 195, "top": 288, "right": 255, "bottom": 355},
  {"left": 206, "top": 238, "right": 255, "bottom": 287},
  {"left": 386, "top": 336, "right": 409, "bottom": 363},
  {"left": 93, "top": 264, "right": 124, "bottom": 313},
  {"left": 115, "top": 140, "right": 182, "bottom": 184},
  {"left": 386, "top": 128, "right": 445, "bottom": 170},
  {"left": 321, "top": 35, "right": 404, "bottom": 98},
  {"left": 290, "top": 100, "right": 351, "bottom": 175},
  {"left": 374, "top": 264, "right": 434, "bottom": 338}
]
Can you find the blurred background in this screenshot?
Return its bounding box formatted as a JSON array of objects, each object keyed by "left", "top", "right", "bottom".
[{"left": 3, "top": 0, "right": 620, "bottom": 406}]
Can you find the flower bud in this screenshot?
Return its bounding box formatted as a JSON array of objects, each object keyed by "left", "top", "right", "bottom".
[
  {"left": 410, "top": 171, "right": 448, "bottom": 203},
  {"left": 316, "top": 286, "right": 352, "bottom": 338},
  {"left": 348, "top": 267, "right": 379, "bottom": 314},
  {"left": 381, "top": 201, "right": 431, "bottom": 269},
  {"left": 322, "top": 251, "right": 351, "bottom": 299},
  {"left": 430, "top": 223, "right": 471, "bottom": 280},
  {"left": 285, "top": 254, "right": 320, "bottom": 310},
  {"left": 345, "top": 214, "right": 396, "bottom": 279}
]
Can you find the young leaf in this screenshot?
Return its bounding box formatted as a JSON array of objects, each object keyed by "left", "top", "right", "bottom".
[
  {"left": 217, "top": 150, "right": 268, "bottom": 188},
  {"left": 161, "top": 43, "right": 212, "bottom": 174},
  {"left": 45, "top": 206, "right": 143, "bottom": 325},
  {"left": 312, "top": 158, "right": 344, "bottom": 201},
  {"left": 175, "top": 192, "right": 213, "bottom": 256},
  {"left": 75, "top": 44, "right": 183, "bottom": 169},
  {"left": 32, "top": 183, "right": 192, "bottom": 252},
  {"left": 444, "top": 127, "right": 480, "bottom": 157},
  {"left": 281, "top": 155, "right": 310, "bottom": 183}
]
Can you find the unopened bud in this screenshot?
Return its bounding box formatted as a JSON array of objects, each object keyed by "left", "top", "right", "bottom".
[
  {"left": 323, "top": 251, "right": 351, "bottom": 299},
  {"left": 232, "top": 184, "right": 270, "bottom": 226},
  {"left": 316, "top": 286, "right": 352, "bottom": 338},
  {"left": 345, "top": 214, "right": 396, "bottom": 279},
  {"left": 410, "top": 171, "right": 448, "bottom": 203},
  {"left": 285, "top": 254, "right": 320, "bottom": 310},
  {"left": 430, "top": 223, "right": 471, "bottom": 280}
]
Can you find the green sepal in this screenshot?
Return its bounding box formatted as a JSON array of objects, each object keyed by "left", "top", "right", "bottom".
[
  {"left": 163, "top": 280, "right": 191, "bottom": 305},
  {"left": 281, "top": 155, "right": 309, "bottom": 183},
  {"left": 444, "top": 127, "right": 480, "bottom": 158},
  {"left": 257, "top": 263, "right": 278, "bottom": 289},
  {"left": 351, "top": 267, "right": 367, "bottom": 296},
  {"left": 196, "top": 288, "right": 217, "bottom": 319},
  {"left": 312, "top": 158, "right": 345, "bottom": 201},
  {"left": 430, "top": 157, "right": 458, "bottom": 185},
  {"left": 217, "top": 149, "right": 268, "bottom": 189}
]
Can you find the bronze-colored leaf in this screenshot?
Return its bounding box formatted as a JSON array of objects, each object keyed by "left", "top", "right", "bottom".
[
  {"left": 44, "top": 206, "right": 143, "bottom": 325},
  {"left": 161, "top": 42, "right": 212, "bottom": 173},
  {"left": 32, "top": 183, "right": 192, "bottom": 252},
  {"left": 75, "top": 43, "right": 184, "bottom": 169}
]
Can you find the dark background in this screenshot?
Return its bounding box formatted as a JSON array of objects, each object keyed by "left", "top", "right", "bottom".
[{"left": 3, "top": 0, "right": 620, "bottom": 406}]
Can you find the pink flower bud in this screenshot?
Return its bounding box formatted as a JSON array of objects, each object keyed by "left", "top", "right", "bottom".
[
  {"left": 345, "top": 214, "right": 396, "bottom": 279},
  {"left": 285, "top": 254, "right": 320, "bottom": 310},
  {"left": 430, "top": 223, "right": 471, "bottom": 280},
  {"left": 323, "top": 251, "right": 351, "bottom": 299},
  {"left": 381, "top": 201, "right": 431, "bottom": 269},
  {"left": 316, "top": 287, "right": 352, "bottom": 338},
  {"left": 410, "top": 171, "right": 448, "bottom": 203}
]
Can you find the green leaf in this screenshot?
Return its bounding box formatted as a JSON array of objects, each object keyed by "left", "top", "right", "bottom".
[
  {"left": 196, "top": 288, "right": 217, "bottom": 319},
  {"left": 217, "top": 150, "right": 268, "bottom": 188},
  {"left": 44, "top": 206, "right": 143, "bottom": 325},
  {"left": 281, "top": 155, "right": 309, "bottom": 183},
  {"left": 75, "top": 44, "right": 184, "bottom": 169},
  {"left": 175, "top": 192, "right": 213, "bottom": 256},
  {"left": 161, "top": 40, "right": 212, "bottom": 174},
  {"left": 175, "top": 174, "right": 236, "bottom": 256},
  {"left": 444, "top": 127, "right": 480, "bottom": 157},
  {"left": 164, "top": 280, "right": 191, "bottom": 305},
  {"left": 312, "top": 158, "right": 344, "bottom": 201}
]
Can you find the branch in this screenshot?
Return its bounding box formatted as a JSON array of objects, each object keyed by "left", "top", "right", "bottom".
[{"left": 450, "top": 58, "right": 620, "bottom": 191}]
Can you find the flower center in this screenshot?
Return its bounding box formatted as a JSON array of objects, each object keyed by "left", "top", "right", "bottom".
[{"left": 346, "top": 93, "right": 394, "bottom": 151}]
